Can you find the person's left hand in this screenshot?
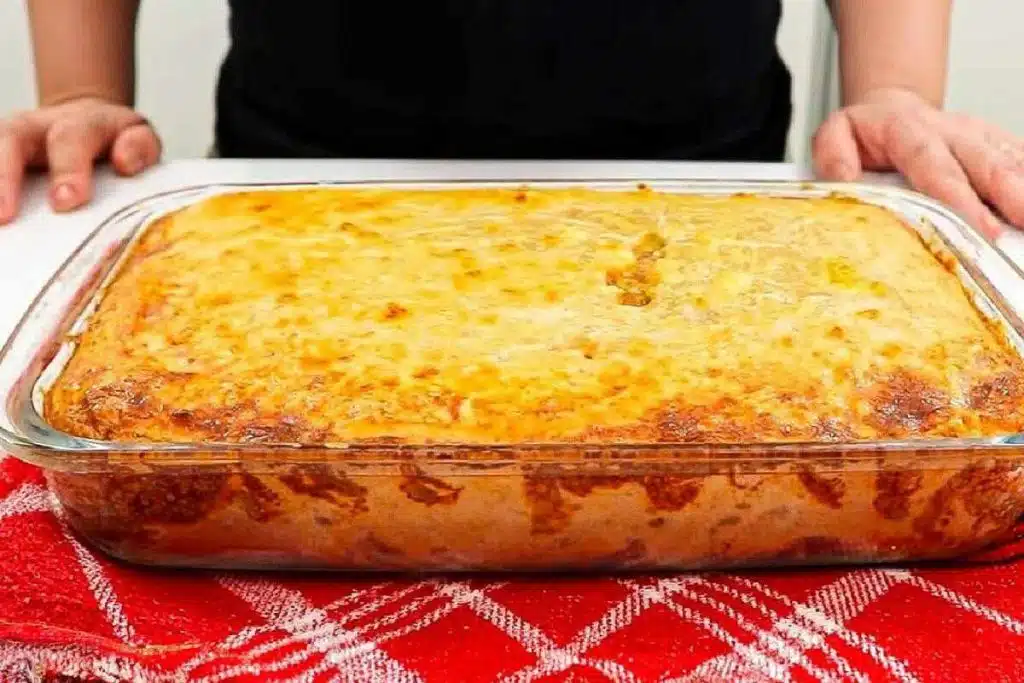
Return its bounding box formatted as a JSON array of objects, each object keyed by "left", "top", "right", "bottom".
[{"left": 812, "top": 87, "right": 1024, "bottom": 238}]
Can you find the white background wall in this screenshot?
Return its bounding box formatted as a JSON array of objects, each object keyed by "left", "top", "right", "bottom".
[{"left": 0, "top": 1, "right": 1021, "bottom": 164}]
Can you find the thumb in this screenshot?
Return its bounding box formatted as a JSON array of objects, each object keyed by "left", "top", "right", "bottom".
[
  {"left": 109, "top": 119, "right": 162, "bottom": 177},
  {"left": 812, "top": 110, "right": 863, "bottom": 182}
]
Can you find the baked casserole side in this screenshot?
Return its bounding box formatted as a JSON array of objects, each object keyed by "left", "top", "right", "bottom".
[{"left": 45, "top": 188, "right": 1024, "bottom": 444}]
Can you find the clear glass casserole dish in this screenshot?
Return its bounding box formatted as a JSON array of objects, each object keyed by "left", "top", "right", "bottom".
[{"left": 2, "top": 177, "right": 1024, "bottom": 572}]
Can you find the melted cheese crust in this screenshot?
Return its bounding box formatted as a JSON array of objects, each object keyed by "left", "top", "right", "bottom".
[{"left": 46, "top": 187, "right": 1024, "bottom": 444}]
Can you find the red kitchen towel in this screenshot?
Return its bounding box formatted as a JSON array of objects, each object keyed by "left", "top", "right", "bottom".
[{"left": 2, "top": 453, "right": 1023, "bottom": 683}]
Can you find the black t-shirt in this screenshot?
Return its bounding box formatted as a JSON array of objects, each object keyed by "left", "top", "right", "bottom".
[{"left": 215, "top": 1, "right": 791, "bottom": 161}]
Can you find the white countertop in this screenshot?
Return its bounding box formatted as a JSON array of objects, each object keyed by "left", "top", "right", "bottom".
[{"left": 2, "top": 159, "right": 1021, "bottom": 347}]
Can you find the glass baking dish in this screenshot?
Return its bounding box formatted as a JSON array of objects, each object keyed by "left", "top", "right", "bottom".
[{"left": 2, "top": 177, "right": 1024, "bottom": 572}]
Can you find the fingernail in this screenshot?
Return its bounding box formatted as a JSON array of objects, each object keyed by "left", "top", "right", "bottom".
[
  {"left": 123, "top": 152, "right": 143, "bottom": 175},
  {"left": 983, "top": 212, "right": 1005, "bottom": 239},
  {"left": 834, "top": 162, "right": 857, "bottom": 182},
  {"left": 52, "top": 183, "right": 76, "bottom": 210}
]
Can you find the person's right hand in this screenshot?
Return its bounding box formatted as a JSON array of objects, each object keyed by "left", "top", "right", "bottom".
[{"left": 0, "top": 97, "right": 162, "bottom": 225}]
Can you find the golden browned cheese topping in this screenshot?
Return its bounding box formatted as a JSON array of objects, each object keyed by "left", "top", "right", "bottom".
[{"left": 46, "top": 188, "right": 1024, "bottom": 444}]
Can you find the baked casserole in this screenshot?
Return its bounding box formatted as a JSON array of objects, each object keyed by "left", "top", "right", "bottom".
[{"left": 42, "top": 186, "right": 1024, "bottom": 570}]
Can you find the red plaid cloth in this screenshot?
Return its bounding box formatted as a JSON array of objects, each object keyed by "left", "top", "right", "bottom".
[{"left": 2, "top": 455, "right": 1023, "bottom": 683}]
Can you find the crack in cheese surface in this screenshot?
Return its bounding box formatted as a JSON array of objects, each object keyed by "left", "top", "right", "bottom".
[{"left": 46, "top": 187, "right": 1024, "bottom": 444}]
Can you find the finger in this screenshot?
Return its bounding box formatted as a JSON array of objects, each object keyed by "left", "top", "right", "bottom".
[
  {"left": 0, "top": 138, "right": 23, "bottom": 225},
  {"left": 110, "top": 121, "right": 162, "bottom": 177},
  {"left": 0, "top": 117, "right": 44, "bottom": 225},
  {"left": 45, "top": 114, "right": 111, "bottom": 212},
  {"left": 947, "top": 128, "right": 1024, "bottom": 230},
  {"left": 884, "top": 114, "right": 1002, "bottom": 238},
  {"left": 812, "top": 110, "right": 863, "bottom": 181}
]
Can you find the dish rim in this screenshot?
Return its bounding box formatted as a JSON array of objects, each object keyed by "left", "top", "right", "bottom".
[{"left": 4, "top": 176, "right": 1024, "bottom": 471}]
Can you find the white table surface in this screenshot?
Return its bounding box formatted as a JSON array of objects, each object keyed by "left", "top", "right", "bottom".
[{"left": 2, "top": 159, "right": 1021, "bottom": 347}]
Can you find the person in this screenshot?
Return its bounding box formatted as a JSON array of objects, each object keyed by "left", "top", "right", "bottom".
[{"left": 0, "top": 0, "right": 1022, "bottom": 237}]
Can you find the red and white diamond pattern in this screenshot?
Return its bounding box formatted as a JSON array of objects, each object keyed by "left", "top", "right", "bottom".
[{"left": 2, "top": 453, "right": 1023, "bottom": 683}]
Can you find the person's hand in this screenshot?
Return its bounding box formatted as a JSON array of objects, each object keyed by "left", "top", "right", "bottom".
[
  {"left": 812, "top": 87, "right": 1024, "bottom": 238},
  {"left": 0, "top": 97, "right": 161, "bottom": 225}
]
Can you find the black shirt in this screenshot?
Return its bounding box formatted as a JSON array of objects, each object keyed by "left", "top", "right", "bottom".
[{"left": 215, "top": 1, "right": 791, "bottom": 161}]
